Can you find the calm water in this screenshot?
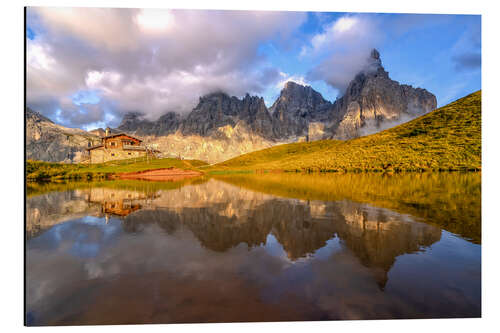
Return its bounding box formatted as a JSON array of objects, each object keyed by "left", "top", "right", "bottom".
[{"left": 25, "top": 173, "right": 481, "bottom": 325}]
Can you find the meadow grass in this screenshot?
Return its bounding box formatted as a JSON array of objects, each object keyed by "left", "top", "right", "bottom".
[{"left": 26, "top": 157, "right": 208, "bottom": 181}]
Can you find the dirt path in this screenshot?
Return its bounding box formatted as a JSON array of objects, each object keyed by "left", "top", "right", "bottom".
[{"left": 117, "top": 168, "right": 202, "bottom": 181}]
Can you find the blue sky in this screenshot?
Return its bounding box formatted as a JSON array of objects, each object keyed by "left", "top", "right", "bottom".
[
  {"left": 257, "top": 12, "right": 480, "bottom": 107},
  {"left": 26, "top": 8, "right": 480, "bottom": 130}
]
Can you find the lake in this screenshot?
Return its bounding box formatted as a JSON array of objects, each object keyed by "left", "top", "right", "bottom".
[{"left": 25, "top": 173, "right": 481, "bottom": 325}]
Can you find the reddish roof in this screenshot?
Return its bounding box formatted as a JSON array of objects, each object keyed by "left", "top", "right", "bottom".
[{"left": 101, "top": 133, "right": 143, "bottom": 142}]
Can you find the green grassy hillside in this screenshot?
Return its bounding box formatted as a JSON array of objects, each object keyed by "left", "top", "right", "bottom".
[{"left": 210, "top": 91, "right": 481, "bottom": 172}]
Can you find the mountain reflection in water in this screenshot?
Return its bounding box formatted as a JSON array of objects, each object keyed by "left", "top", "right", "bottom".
[{"left": 26, "top": 173, "right": 481, "bottom": 325}]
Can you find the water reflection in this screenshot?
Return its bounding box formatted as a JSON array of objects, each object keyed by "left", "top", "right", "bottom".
[{"left": 26, "top": 174, "right": 481, "bottom": 325}]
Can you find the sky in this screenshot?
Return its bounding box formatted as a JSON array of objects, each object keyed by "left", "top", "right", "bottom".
[{"left": 26, "top": 7, "right": 481, "bottom": 130}]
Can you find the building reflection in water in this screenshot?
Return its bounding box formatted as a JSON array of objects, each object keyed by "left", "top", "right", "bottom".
[{"left": 81, "top": 187, "right": 159, "bottom": 220}]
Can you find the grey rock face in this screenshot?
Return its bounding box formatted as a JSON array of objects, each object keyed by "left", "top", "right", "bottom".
[
  {"left": 117, "top": 111, "right": 181, "bottom": 136},
  {"left": 180, "top": 92, "right": 275, "bottom": 138},
  {"left": 180, "top": 92, "right": 244, "bottom": 136},
  {"left": 270, "top": 81, "right": 332, "bottom": 138},
  {"left": 238, "top": 94, "right": 274, "bottom": 138},
  {"left": 270, "top": 81, "right": 333, "bottom": 138},
  {"left": 88, "top": 127, "right": 121, "bottom": 137},
  {"left": 26, "top": 108, "right": 100, "bottom": 162}
]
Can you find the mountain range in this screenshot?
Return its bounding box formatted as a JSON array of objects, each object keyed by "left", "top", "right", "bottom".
[{"left": 26, "top": 49, "right": 437, "bottom": 163}]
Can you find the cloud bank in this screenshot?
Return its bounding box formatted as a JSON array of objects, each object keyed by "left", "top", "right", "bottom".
[
  {"left": 26, "top": 9, "right": 481, "bottom": 129},
  {"left": 304, "top": 14, "right": 384, "bottom": 94},
  {"left": 27, "top": 8, "right": 306, "bottom": 128}
]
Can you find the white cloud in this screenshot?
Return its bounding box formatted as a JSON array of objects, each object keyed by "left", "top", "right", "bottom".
[
  {"left": 303, "top": 14, "right": 384, "bottom": 94},
  {"left": 27, "top": 42, "right": 55, "bottom": 70},
  {"left": 85, "top": 70, "right": 123, "bottom": 94},
  {"left": 333, "top": 16, "right": 357, "bottom": 33},
  {"left": 35, "top": 7, "right": 141, "bottom": 52},
  {"left": 135, "top": 9, "right": 175, "bottom": 33},
  {"left": 275, "top": 72, "right": 309, "bottom": 90},
  {"left": 26, "top": 8, "right": 306, "bottom": 127}
]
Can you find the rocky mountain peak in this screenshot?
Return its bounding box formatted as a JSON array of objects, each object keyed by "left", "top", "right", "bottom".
[
  {"left": 26, "top": 107, "right": 54, "bottom": 124},
  {"left": 117, "top": 110, "right": 180, "bottom": 136},
  {"left": 366, "top": 48, "right": 384, "bottom": 73},
  {"left": 118, "top": 112, "right": 144, "bottom": 129},
  {"left": 270, "top": 81, "right": 332, "bottom": 138},
  {"left": 370, "top": 48, "right": 380, "bottom": 60},
  {"left": 181, "top": 91, "right": 273, "bottom": 137},
  {"left": 274, "top": 81, "right": 330, "bottom": 107},
  {"left": 331, "top": 49, "right": 437, "bottom": 139},
  {"left": 279, "top": 81, "right": 315, "bottom": 99}
]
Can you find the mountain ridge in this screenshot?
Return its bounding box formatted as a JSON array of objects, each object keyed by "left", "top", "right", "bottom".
[
  {"left": 27, "top": 49, "right": 438, "bottom": 163},
  {"left": 209, "top": 90, "right": 481, "bottom": 172},
  {"left": 116, "top": 49, "right": 436, "bottom": 143}
]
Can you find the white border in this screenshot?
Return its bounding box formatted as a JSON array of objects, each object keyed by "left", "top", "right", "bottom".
[{"left": 2, "top": 0, "right": 499, "bottom": 332}]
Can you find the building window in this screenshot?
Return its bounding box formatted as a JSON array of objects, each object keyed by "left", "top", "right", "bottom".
[{"left": 110, "top": 142, "right": 116, "bottom": 147}]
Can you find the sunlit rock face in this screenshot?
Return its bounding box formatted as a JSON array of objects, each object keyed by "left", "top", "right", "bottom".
[
  {"left": 331, "top": 49, "right": 437, "bottom": 139},
  {"left": 139, "top": 129, "right": 285, "bottom": 164}
]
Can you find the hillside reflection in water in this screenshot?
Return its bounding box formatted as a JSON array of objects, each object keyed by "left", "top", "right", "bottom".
[{"left": 26, "top": 173, "right": 481, "bottom": 325}]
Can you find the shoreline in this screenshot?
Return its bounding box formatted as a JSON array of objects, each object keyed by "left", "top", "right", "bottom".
[{"left": 115, "top": 167, "right": 203, "bottom": 181}]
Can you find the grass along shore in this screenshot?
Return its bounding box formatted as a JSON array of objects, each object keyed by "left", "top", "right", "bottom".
[
  {"left": 208, "top": 91, "right": 481, "bottom": 173},
  {"left": 26, "top": 157, "right": 208, "bottom": 181}
]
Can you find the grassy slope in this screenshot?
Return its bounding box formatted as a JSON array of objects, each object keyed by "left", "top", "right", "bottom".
[
  {"left": 210, "top": 91, "right": 481, "bottom": 172},
  {"left": 26, "top": 157, "right": 208, "bottom": 181}
]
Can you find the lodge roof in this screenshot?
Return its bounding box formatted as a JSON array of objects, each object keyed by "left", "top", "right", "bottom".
[
  {"left": 85, "top": 143, "right": 160, "bottom": 153},
  {"left": 101, "top": 132, "right": 143, "bottom": 142}
]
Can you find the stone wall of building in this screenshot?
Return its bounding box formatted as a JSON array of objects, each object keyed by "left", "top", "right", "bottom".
[{"left": 89, "top": 148, "right": 147, "bottom": 164}]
